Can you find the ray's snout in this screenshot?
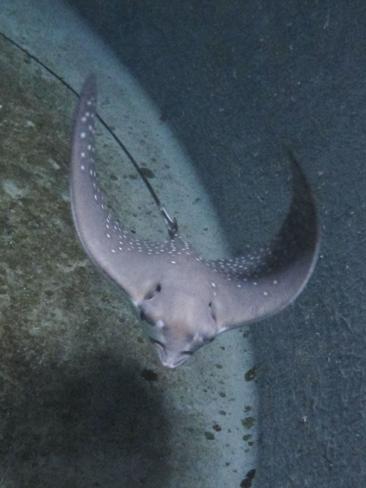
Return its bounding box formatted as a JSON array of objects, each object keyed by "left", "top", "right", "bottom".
[
  {"left": 149, "top": 337, "right": 190, "bottom": 368},
  {"left": 158, "top": 351, "right": 189, "bottom": 369},
  {"left": 137, "top": 304, "right": 187, "bottom": 367}
]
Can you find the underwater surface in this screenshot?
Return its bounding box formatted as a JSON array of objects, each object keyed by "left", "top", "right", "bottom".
[{"left": 1, "top": 1, "right": 366, "bottom": 487}]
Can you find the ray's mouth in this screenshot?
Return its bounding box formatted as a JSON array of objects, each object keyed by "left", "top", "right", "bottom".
[
  {"left": 148, "top": 338, "right": 191, "bottom": 368},
  {"left": 168, "top": 356, "right": 189, "bottom": 368}
]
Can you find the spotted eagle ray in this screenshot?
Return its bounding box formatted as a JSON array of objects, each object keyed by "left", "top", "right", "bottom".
[{"left": 70, "top": 75, "right": 320, "bottom": 368}]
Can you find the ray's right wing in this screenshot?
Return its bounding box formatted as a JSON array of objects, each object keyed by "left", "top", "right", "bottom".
[{"left": 70, "top": 75, "right": 184, "bottom": 303}]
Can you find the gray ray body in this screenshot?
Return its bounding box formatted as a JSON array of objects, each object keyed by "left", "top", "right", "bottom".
[{"left": 70, "top": 75, "right": 320, "bottom": 368}]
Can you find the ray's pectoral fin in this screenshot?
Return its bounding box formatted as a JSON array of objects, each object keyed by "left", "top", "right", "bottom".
[
  {"left": 70, "top": 75, "right": 171, "bottom": 304},
  {"left": 209, "top": 151, "right": 320, "bottom": 332}
]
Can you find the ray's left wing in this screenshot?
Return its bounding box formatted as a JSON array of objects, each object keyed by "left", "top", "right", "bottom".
[{"left": 206, "top": 153, "right": 320, "bottom": 332}]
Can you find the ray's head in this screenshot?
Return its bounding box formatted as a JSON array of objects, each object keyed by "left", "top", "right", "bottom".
[
  {"left": 148, "top": 320, "right": 216, "bottom": 369},
  {"left": 136, "top": 265, "right": 218, "bottom": 368}
]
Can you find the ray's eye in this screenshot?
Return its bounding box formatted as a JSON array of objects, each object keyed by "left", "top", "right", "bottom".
[
  {"left": 144, "top": 283, "right": 162, "bottom": 300},
  {"left": 140, "top": 309, "right": 155, "bottom": 325},
  {"left": 208, "top": 301, "right": 217, "bottom": 322},
  {"left": 181, "top": 350, "right": 193, "bottom": 355}
]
